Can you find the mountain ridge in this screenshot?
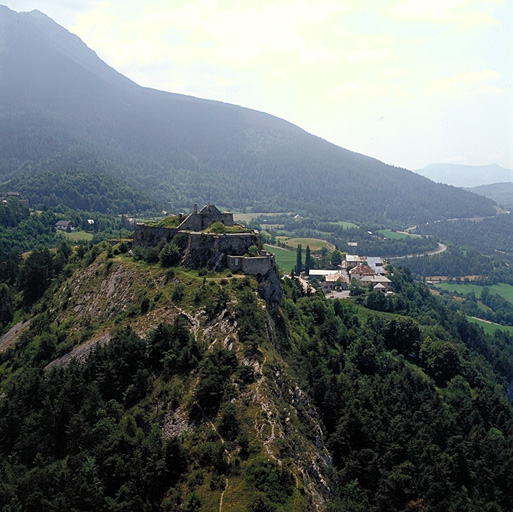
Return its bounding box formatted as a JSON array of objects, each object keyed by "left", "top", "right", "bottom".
[
  {"left": 415, "top": 163, "right": 513, "bottom": 188},
  {"left": 0, "top": 5, "right": 497, "bottom": 224}
]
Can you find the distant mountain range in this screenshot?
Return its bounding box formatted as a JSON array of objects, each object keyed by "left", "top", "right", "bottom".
[
  {"left": 0, "top": 5, "right": 497, "bottom": 224},
  {"left": 466, "top": 183, "right": 513, "bottom": 209},
  {"left": 415, "top": 163, "right": 513, "bottom": 188}
]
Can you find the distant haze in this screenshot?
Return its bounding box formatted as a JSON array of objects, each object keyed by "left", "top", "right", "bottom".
[
  {"left": 415, "top": 163, "right": 513, "bottom": 188},
  {"left": 0, "top": 5, "right": 497, "bottom": 225},
  {"left": 0, "top": 1, "right": 511, "bottom": 171}
]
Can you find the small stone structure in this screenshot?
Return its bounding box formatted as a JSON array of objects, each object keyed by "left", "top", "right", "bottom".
[
  {"left": 177, "top": 204, "right": 234, "bottom": 231},
  {"left": 227, "top": 252, "right": 276, "bottom": 276}
]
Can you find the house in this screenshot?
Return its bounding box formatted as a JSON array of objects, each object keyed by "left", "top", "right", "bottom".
[
  {"left": 309, "top": 270, "right": 341, "bottom": 278},
  {"left": 366, "top": 256, "right": 385, "bottom": 275},
  {"left": 344, "top": 255, "right": 366, "bottom": 269},
  {"left": 359, "top": 274, "right": 392, "bottom": 291},
  {"left": 325, "top": 271, "right": 349, "bottom": 290},
  {"left": 55, "top": 220, "right": 74, "bottom": 231},
  {"left": 1, "top": 192, "right": 29, "bottom": 209},
  {"left": 349, "top": 264, "right": 376, "bottom": 281}
]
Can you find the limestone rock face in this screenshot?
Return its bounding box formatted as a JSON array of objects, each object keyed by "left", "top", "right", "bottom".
[{"left": 257, "top": 266, "right": 283, "bottom": 314}]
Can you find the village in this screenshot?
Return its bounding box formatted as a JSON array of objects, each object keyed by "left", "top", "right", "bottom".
[{"left": 303, "top": 253, "right": 392, "bottom": 298}]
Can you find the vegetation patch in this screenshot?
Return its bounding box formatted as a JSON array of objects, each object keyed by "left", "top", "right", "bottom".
[
  {"left": 467, "top": 316, "right": 513, "bottom": 335},
  {"left": 276, "top": 236, "right": 333, "bottom": 252},
  {"left": 59, "top": 230, "right": 94, "bottom": 242},
  {"left": 435, "top": 282, "right": 513, "bottom": 302},
  {"left": 264, "top": 244, "right": 296, "bottom": 272},
  {"left": 153, "top": 215, "right": 181, "bottom": 228},
  {"left": 329, "top": 220, "right": 359, "bottom": 229},
  {"left": 378, "top": 229, "right": 415, "bottom": 240}
]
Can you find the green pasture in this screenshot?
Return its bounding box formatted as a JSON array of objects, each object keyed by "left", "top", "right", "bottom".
[
  {"left": 276, "top": 236, "right": 334, "bottom": 252},
  {"left": 379, "top": 229, "right": 417, "bottom": 239},
  {"left": 330, "top": 220, "right": 358, "bottom": 229},
  {"left": 467, "top": 316, "right": 513, "bottom": 335},
  {"left": 435, "top": 282, "right": 513, "bottom": 302},
  {"left": 60, "top": 230, "right": 94, "bottom": 242},
  {"left": 264, "top": 244, "right": 297, "bottom": 272}
]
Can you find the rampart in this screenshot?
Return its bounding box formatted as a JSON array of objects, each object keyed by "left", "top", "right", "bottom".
[
  {"left": 133, "top": 224, "right": 178, "bottom": 248},
  {"left": 182, "top": 232, "right": 262, "bottom": 271},
  {"left": 132, "top": 204, "right": 274, "bottom": 275},
  {"left": 227, "top": 253, "right": 276, "bottom": 276},
  {"left": 132, "top": 203, "right": 281, "bottom": 310}
]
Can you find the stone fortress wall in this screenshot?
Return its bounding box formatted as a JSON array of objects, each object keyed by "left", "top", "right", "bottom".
[{"left": 132, "top": 204, "right": 276, "bottom": 275}]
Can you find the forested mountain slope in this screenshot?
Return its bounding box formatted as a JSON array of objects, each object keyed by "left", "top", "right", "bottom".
[
  {"left": 1, "top": 241, "right": 513, "bottom": 511},
  {"left": 0, "top": 6, "right": 496, "bottom": 224},
  {"left": 466, "top": 182, "right": 513, "bottom": 209}
]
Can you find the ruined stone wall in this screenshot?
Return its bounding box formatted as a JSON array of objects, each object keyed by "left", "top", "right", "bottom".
[
  {"left": 133, "top": 224, "right": 178, "bottom": 248},
  {"left": 227, "top": 254, "right": 275, "bottom": 276},
  {"left": 178, "top": 211, "right": 234, "bottom": 231},
  {"left": 182, "top": 232, "right": 261, "bottom": 271}
]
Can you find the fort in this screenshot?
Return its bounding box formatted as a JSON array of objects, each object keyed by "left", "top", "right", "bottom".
[{"left": 133, "top": 204, "right": 276, "bottom": 276}]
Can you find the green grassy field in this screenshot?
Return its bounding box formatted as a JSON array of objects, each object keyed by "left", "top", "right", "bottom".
[
  {"left": 435, "top": 282, "right": 513, "bottom": 302},
  {"left": 330, "top": 220, "right": 358, "bottom": 229},
  {"left": 276, "top": 236, "right": 334, "bottom": 252},
  {"left": 60, "top": 230, "right": 94, "bottom": 242},
  {"left": 264, "top": 244, "right": 297, "bottom": 272},
  {"left": 467, "top": 316, "right": 513, "bottom": 335},
  {"left": 378, "top": 229, "right": 418, "bottom": 239}
]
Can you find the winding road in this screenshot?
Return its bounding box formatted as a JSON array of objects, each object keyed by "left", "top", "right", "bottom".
[{"left": 389, "top": 242, "right": 447, "bottom": 260}]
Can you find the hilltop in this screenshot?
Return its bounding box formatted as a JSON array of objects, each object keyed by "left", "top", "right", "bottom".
[
  {"left": 2, "top": 234, "right": 513, "bottom": 510},
  {"left": 0, "top": 6, "right": 496, "bottom": 225}
]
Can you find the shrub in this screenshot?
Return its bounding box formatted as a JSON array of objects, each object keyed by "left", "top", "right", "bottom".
[
  {"left": 210, "top": 222, "right": 226, "bottom": 233},
  {"left": 160, "top": 242, "right": 181, "bottom": 267}
]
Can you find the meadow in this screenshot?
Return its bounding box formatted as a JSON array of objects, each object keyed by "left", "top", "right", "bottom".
[
  {"left": 378, "top": 229, "right": 419, "bottom": 239},
  {"left": 466, "top": 316, "right": 513, "bottom": 335},
  {"left": 60, "top": 230, "right": 94, "bottom": 242},
  {"left": 276, "top": 236, "right": 334, "bottom": 252},
  {"left": 264, "top": 244, "right": 296, "bottom": 272},
  {"left": 435, "top": 282, "right": 513, "bottom": 302},
  {"left": 329, "top": 220, "right": 359, "bottom": 229}
]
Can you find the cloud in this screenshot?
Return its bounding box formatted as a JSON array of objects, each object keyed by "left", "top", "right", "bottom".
[
  {"left": 346, "top": 48, "right": 395, "bottom": 63},
  {"left": 2, "top": 0, "right": 103, "bottom": 25},
  {"left": 391, "top": 0, "right": 499, "bottom": 28},
  {"left": 429, "top": 69, "right": 503, "bottom": 96}
]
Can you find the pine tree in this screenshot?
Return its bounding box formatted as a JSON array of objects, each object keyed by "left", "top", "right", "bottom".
[
  {"left": 305, "top": 245, "right": 311, "bottom": 276},
  {"left": 296, "top": 244, "right": 302, "bottom": 274}
]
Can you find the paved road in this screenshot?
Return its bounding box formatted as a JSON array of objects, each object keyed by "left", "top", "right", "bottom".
[{"left": 390, "top": 242, "right": 447, "bottom": 260}]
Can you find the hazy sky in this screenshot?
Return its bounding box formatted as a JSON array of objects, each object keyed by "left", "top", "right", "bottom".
[{"left": 4, "top": 0, "right": 513, "bottom": 170}]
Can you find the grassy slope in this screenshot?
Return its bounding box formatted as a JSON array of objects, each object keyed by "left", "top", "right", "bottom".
[
  {"left": 0, "top": 246, "right": 327, "bottom": 510},
  {"left": 467, "top": 316, "right": 513, "bottom": 335},
  {"left": 264, "top": 244, "right": 297, "bottom": 272},
  {"left": 435, "top": 282, "right": 513, "bottom": 302}
]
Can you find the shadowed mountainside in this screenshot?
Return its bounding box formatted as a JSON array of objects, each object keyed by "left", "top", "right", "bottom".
[{"left": 0, "top": 5, "right": 496, "bottom": 224}]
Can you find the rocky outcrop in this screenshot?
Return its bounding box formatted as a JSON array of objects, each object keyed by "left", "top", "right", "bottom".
[{"left": 257, "top": 266, "right": 283, "bottom": 314}]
